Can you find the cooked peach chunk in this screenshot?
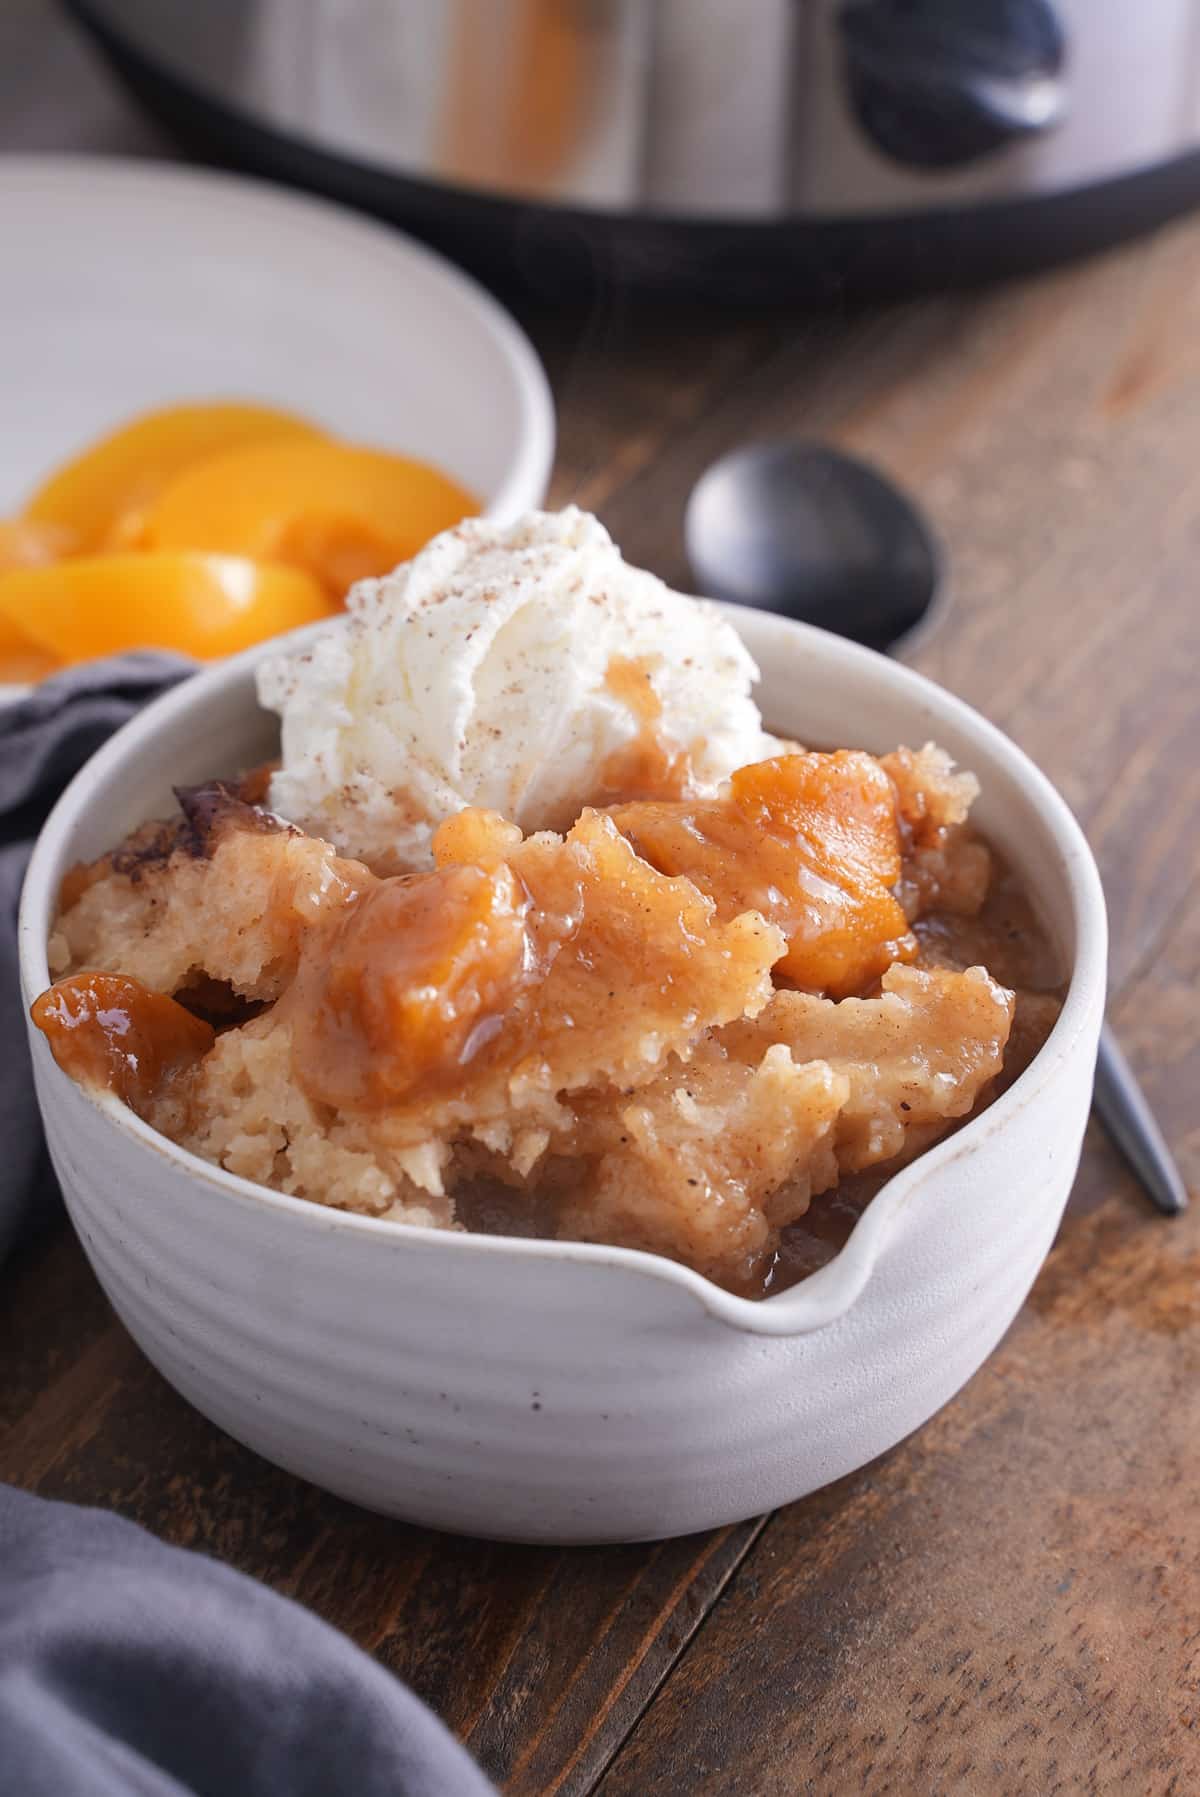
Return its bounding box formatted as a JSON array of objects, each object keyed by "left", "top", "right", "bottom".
[
  {"left": 139, "top": 438, "right": 479, "bottom": 597},
  {"left": 22, "top": 402, "right": 321, "bottom": 553},
  {"left": 290, "top": 862, "right": 532, "bottom": 1109},
  {"left": 32, "top": 972, "right": 214, "bottom": 1109},
  {"left": 611, "top": 750, "right": 913, "bottom": 997}
]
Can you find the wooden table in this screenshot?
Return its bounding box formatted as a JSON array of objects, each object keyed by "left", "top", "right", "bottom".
[{"left": 5, "top": 206, "right": 1200, "bottom": 1794}]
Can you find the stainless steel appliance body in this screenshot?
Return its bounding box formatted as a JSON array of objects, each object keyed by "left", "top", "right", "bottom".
[{"left": 65, "top": 0, "right": 1200, "bottom": 296}]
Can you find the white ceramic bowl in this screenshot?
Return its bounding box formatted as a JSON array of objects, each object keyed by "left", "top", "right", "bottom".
[
  {"left": 19, "top": 613, "right": 1106, "bottom": 1543},
  {"left": 0, "top": 155, "right": 554, "bottom": 700}
]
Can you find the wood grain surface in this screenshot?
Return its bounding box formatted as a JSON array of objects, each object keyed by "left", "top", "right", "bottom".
[{"left": 5, "top": 200, "right": 1200, "bottom": 1796}]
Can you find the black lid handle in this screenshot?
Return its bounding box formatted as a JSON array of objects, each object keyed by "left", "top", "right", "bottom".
[{"left": 837, "top": 0, "right": 1068, "bottom": 170}]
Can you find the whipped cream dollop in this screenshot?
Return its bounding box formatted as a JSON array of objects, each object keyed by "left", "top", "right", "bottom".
[{"left": 257, "top": 507, "right": 780, "bottom": 870}]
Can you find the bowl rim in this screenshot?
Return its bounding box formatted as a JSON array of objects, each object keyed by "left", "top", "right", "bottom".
[
  {"left": 18, "top": 608, "right": 1108, "bottom": 1340},
  {"left": 0, "top": 152, "right": 556, "bottom": 708}
]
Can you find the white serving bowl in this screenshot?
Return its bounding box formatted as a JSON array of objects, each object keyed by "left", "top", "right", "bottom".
[
  {"left": 19, "top": 612, "right": 1106, "bottom": 1544},
  {"left": 0, "top": 155, "right": 554, "bottom": 703}
]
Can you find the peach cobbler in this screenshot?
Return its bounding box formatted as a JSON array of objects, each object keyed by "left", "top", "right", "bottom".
[{"left": 33, "top": 511, "right": 1063, "bottom": 1295}]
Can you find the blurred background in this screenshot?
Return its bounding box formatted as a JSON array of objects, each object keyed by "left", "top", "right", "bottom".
[{"left": 11, "top": 0, "right": 1200, "bottom": 301}]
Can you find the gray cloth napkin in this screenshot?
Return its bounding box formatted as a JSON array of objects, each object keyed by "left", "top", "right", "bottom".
[
  {"left": 0, "top": 1483, "right": 496, "bottom": 1796},
  {"left": 0, "top": 658, "right": 498, "bottom": 1792},
  {"left": 0, "top": 654, "right": 193, "bottom": 1260}
]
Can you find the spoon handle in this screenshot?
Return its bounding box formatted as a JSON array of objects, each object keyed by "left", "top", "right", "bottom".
[{"left": 1093, "top": 1022, "right": 1188, "bottom": 1216}]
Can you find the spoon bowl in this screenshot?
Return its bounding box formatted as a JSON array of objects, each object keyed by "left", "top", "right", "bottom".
[{"left": 685, "top": 440, "right": 941, "bottom": 652}]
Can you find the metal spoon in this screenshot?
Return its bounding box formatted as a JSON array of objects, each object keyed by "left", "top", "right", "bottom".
[
  {"left": 686, "top": 440, "right": 941, "bottom": 652},
  {"left": 686, "top": 438, "right": 1187, "bottom": 1217}
]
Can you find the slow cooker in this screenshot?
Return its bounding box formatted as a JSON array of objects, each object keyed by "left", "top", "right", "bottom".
[{"left": 66, "top": 0, "right": 1200, "bottom": 298}]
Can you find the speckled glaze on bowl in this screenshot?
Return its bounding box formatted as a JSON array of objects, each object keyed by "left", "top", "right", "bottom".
[{"left": 18, "top": 611, "right": 1106, "bottom": 1543}]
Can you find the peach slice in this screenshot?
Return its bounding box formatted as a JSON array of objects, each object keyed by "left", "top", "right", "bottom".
[
  {"left": 0, "top": 553, "right": 336, "bottom": 665},
  {"left": 0, "top": 524, "right": 62, "bottom": 679},
  {"left": 0, "top": 635, "right": 60, "bottom": 684},
  {"left": 292, "top": 861, "right": 531, "bottom": 1108},
  {"left": 22, "top": 403, "right": 323, "bottom": 554},
  {"left": 0, "top": 517, "right": 66, "bottom": 571},
  {"left": 139, "top": 438, "right": 479, "bottom": 597},
  {"left": 32, "top": 972, "right": 215, "bottom": 1110}
]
